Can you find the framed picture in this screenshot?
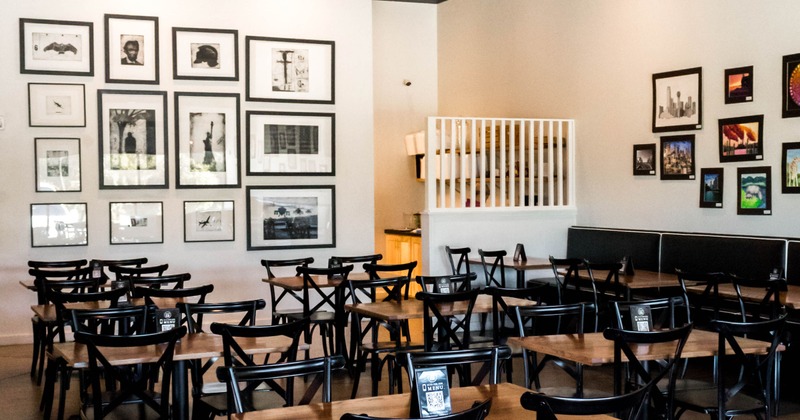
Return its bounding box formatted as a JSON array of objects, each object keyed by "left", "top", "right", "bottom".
[
  {"left": 175, "top": 92, "right": 241, "bottom": 188},
  {"left": 633, "top": 143, "right": 656, "bottom": 176},
  {"left": 246, "top": 185, "right": 335, "bottom": 250},
  {"left": 19, "top": 18, "right": 94, "bottom": 76},
  {"left": 34, "top": 137, "right": 81, "bottom": 192},
  {"left": 699, "top": 168, "right": 724, "bottom": 208},
  {"left": 246, "top": 36, "right": 335, "bottom": 104},
  {"left": 246, "top": 111, "right": 335, "bottom": 175},
  {"left": 725, "top": 66, "right": 753, "bottom": 104},
  {"left": 104, "top": 14, "right": 159, "bottom": 84},
  {"left": 30, "top": 203, "right": 87, "bottom": 247},
  {"left": 781, "top": 142, "right": 800, "bottom": 193},
  {"left": 660, "top": 135, "right": 695, "bottom": 180},
  {"left": 652, "top": 67, "right": 702, "bottom": 132},
  {"left": 782, "top": 53, "right": 800, "bottom": 118},
  {"left": 737, "top": 166, "right": 771, "bottom": 216},
  {"left": 718, "top": 115, "right": 764, "bottom": 163},
  {"left": 110, "top": 201, "right": 163, "bottom": 244},
  {"left": 97, "top": 89, "right": 168, "bottom": 189},
  {"left": 28, "top": 83, "right": 86, "bottom": 127},
  {"left": 184, "top": 200, "right": 234, "bottom": 242},
  {"left": 172, "top": 27, "right": 238, "bottom": 80}
]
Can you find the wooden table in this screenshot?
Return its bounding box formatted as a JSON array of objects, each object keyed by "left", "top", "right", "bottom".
[
  {"left": 468, "top": 256, "right": 551, "bottom": 288},
  {"left": 31, "top": 297, "right": 182, "bottom": 323},
  {"left": 345, "top": 294, "right": 536, "bottom": 322},
  {"left": 685, "top": 283, "right": 800, "bottom": 310},
  {"left": 560, "top": 269, "right": 682, "bottom": 300},
  {"left": 230, "top": 382, "right": 614, "bottom": 419}
]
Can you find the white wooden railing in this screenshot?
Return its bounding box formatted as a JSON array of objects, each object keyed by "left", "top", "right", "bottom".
[{"left": 424, "top": 117, "right": 575, "bottom": 211}]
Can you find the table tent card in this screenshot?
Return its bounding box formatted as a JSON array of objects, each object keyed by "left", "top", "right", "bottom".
[{"left": 412, "top": 366, "right": 452, "bottom": 418}]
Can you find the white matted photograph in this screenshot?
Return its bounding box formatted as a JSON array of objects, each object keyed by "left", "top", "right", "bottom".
[
  {"left": 105, "top": 14, "right": 159, "bottom": 84},
  {"left": 20, "top": 18, "right": 94, "bottom": 76},
  {"left": 30, "top": 203, "right": 88, "bottom": 247},
  {"left": 110, "top": 201, "right": 163, "bottom": 244},
  {"left": 184, "top": 200, "right": 234, "bottom": 242},
  {"left": 34, "top": 137, "right": 81, "bottom": 192},
  {"left": 173, "top": 27, "right": 238, "bottom": 80},
  {"left": 28, "top": 83, "right": 85, "bottom": 127}
]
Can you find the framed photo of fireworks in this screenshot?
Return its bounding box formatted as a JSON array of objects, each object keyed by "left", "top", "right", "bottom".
[
  {"left": 737, "top": 166, "right": 771, "bottom": 216},
  {"left": 184, "top": 200, "right": 234, "bottom": 242},
  {"left": 781, "top": 142, "right": 800, "bottom": 194},
  {"left": 660, "top": 135, "right": 695, "bottom": 180},
  {"left": 633, "top": 143, "right": 656, "bottom": 176},
  {"left": 19, "top": 18, "right": 94, "bottom": 76},
  {"left": 718, "top": 115, "right": 763, "bottom": 163},
  {"left": 246, "top": 185, "right": 335, "bottom": 250},
  {"left": 699, "top": 168, "right": 724, "bottom": 209},
  {"left": 652, "top": 67, "right": 702, "bottom": 133},
  {"left": 172, "top": 27, "right": 238, "bottom": 81},
  {"left": 725, "top": 66, "right": 753, "bottom": 104},
  {"left": 782, "top": 53, "right": 800, "bottom": 118},
  {"left": 246, "top": 36, "right": 335, "bottom": 104},
  {"left": 30, "top": 203, "right": 88, "bottom": 247},
  {"left": 174, "top": 92, "right": 241, "bottom": 188},
  {"left": 246, "top": 111, "right": 335, "bottom": 175}
]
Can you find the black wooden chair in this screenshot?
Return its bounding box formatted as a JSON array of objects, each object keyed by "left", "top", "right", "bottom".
[
  {"left": 108, "top": 263, "right": 169, "bottom": 291},
  {"left": 445, "top": 245, "right": 472, "bottom": 276},
  {"left": 417, "top": 273, "right": 476, "bottom": 293},
  {"left": 417, "top": 289, "right": 480, "bottom": 352},
  {"left": 129, "top": 272, "right": 191, "bottom": 290},
  {"left": 675, "top": 268, "right": 728, "bottom": 328},
  {"left": 341, "top": 398, "right": 491, "bottom": 420},
  {"left": 521, "top": 383, "right": 650, "bottom": 420},
  {"left": 261, "top": 257, "right": 314, "bottom": 324},
  {"left": 399, "top": 345, "right": 512, "bottom": 389},
  {"left": 90, "top": 257, "right": 148, "bottom": 284}
]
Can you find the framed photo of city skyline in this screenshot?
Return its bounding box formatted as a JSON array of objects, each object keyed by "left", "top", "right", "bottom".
[
  {"left": 699, "top": 168, "right": 724, "bottom": 208},
  {"left": 246, "top": 111, "right": 335, "bottom": 175},
  {"left": 652, "top": 67, "right": 702, "bottom": 133},
  {"left": 660, "top": 135, "right": 695, "bottom": 180},
  {"left": 246, "top": 185, "right": 335, "bottom": 250},
  {"left": 737, "top": 166, "right": 771, "bottom": 216},
  {"left": 718, "top": 115, "right": 763, "bottom": 163},
  {"left": 633, "top": 143, "right": 656, "bottom": 176}
]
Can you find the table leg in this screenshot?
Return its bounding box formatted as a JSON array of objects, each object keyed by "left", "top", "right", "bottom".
[
  {"left": 172, "top": 360, "right": 188, "bottom": 420},
  {"left": 516, "top": 270, "right": 524, "bottom": 289}
]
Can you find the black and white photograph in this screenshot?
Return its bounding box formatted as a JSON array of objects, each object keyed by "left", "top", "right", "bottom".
[
  {"left": 660, "top": 135, "right": 695, "bottom": 180},
  {"left": 247, "top": 185, "right": 335, "bottom": 250},
  {"left": 173, "top": 27, "right": 238, "bottom": 80},
  {"left": 28, "top": 83, "right": 86, "bottom": 127},
  {"left": 20, "top": 18, "right": 94, "bottom": 76},
  {"left": 35, "top": 137, "right": 81, "bottom": 192},
  {"left": 247, "top": 111, "right": 334, "bottom": 175},
  {"left": 652, "top": 67, "right": 702, "bottom": 132},
  {"left": 184, "top": 200, "right": 234, "bottom": 242},
  {"left": 632, "top": 143, "right": 656, "bottom": 176},
  {"left": 699, "top": 168, "right": 724, "bottom": 208},
  {"left": 246, "top": 36, "right": 334, "bottom": 103},
  {"left": 110, "top": 201, "right": 164, "bottom": 244},
  {"left": 30, "top": 203, "right": 87, "bottom": 247},
  {"left": 104, "top": 14, "right": 159, "bottom": 84}
]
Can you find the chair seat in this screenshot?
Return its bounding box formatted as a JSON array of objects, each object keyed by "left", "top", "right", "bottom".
[
  {"left": 673, "top": 387, "right": 766, "bottom": 415},
  {"left": 287, "top": 311, "right": 335, "bottom": 323},
  {"left": 361, "top": 340, "right": 425, "bottom": 352},
  {"left": 538, "top": 386, "right": 612, "bottom": 399}
]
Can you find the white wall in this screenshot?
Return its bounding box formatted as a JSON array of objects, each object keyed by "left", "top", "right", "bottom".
[
  {"left": 437, "top": 0, "right": 800, "bottom": 239},
  {"left": 0, "top": 0, "right": 375, "bottom": 344}
]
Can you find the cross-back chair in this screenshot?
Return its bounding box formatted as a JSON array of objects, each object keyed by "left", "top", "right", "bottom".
[
  {"left": 341, "top": 398, "right": 492, "bottom": 420},
  {"left": 260, "top": 257, "right": 314, "bottom": 324},
  {"left": 445, "top": 245, "right": 472, "bottom": 276}
]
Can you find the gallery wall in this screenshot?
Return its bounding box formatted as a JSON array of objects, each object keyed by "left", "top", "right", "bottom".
[{"left": 0, "top": 0, "right": 375, "bottom": 344}]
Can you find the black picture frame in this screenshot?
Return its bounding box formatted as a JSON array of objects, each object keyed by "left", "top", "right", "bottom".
[
  {"left": 246, "top": 185, "right": 336, "bottom": 250},
  {"left": 718, "top": 115, "right": 764, "bottom": 163},
  {"left": 660, "top": 135, "right": 695, "bottom": 180},
  {"left": 19, "top": 18, "right": 94, "bottom": 76},
  {"left": 633, "top": 143, "right": 656, "bottom": 176},
  {"left": 724, "top": 66, "right": 753, "bottom": 104},
  {"left": 699, "top": 168, "right": 724, "bottom": 209},
  {"left": 172, "top": 27, "right": 239, "bottom": 81},
  {"left": 104, "top": 14, "right": 159, "bottom": 84},
  {"left": 652, "top": 67, "right": 702, "bottom": 133},
  {"left": 34, "top": 137, "right": 81, "bottom": 192},
  {"left": 30, "top": 203, "right": 88, "bottom": 247},
  {"left": 246, "top": 111, "right": 335, "bottom": 175},
  {"left": 28, "top": 83, "right": 86, "bottom": 127},
  {"left": 109, "top": 201, "right": 164, "bottom": 244},
  {"left": 737, "top": 166, "right": 771, "bottom": 216},
  {"left": 782, "top": 53, "right": 800, "bottom": 118},
  {"left": 781, "top": 142, "right": 800, "bottom": 194},
  {"left": 184, "top": 200, "right": 235, "bottom": 242}
]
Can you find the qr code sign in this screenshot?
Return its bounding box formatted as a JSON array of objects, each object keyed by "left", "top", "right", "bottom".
[{"left": 426, "top": 390, "right": 445, "bottom": 412}]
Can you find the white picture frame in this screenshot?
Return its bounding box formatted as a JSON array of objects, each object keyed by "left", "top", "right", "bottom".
[
  {"left": 110, "top": 201, "right": 164, "bottom": 245},
  {"left": 28, "top": 83, "right": 86, "bottom": 127},
  {"left": 31, "top": 203, "right": 88, "bottom": 247}
]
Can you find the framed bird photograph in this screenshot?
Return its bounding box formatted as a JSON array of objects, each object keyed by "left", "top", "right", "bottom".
[
  {"left": 172, "top": 27, "right": 238, "bottom": 81},
  {"left": 20, "top": 18, "right": 94, "bottom": 76},
  {"left": 28, "top": 83, "right": 86, "bottom": 127},
  {"left": 183, "top": 200, "right": 234, "bottom": 242}
]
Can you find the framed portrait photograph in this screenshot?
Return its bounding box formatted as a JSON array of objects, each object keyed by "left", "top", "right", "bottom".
[
  {"left": 104, "top": 14, "right": 159, "bottom": 84},
  {"left": 28, "top": 83, "right": 86, "bottom": 127},
  {"left": 781, "top": 142, "right": 800, "bottom": 194},
  {"left": 246, "top": 36, "right": 335, "bottom": 104},
  {"left": 175, "top": 92, "right": 241, "bottom": 188},
  {"left": 97, "top": 89, "right": 168, "bottom": 189},
  {"left": 110, "top": 201, "right": 163, "bottom": 244},
  {"left": 699, "top": 168, "right": 724, "bottom": 209},
  {"left": 660, "top": 135, "right": 695, "bottom": 180},
  {"left": 172, "top": 27, "right": 238, "bottom": 80},
  {"left": 34, "top": 137, "right": 81, "bottom": 192},
  {"left": 782, "top": 53, "right": 800, "bottom": 118},
  {"left": 246, "top": 185, "right": 335, "bottom": 250},
  {"left": 184, "top": 200, "right": 234, "bottom": 242},
  {"left": 652, "top": 67, "right": 702, "bottom": 132},
  {"left": 19, "top": 18, "right": 94, "bottom": 76},
  {"left": 725, "top": 66, "right": 753, "bottom": 104},
  {"left": 633, "top": 143, "right": 656, "bottom": 176},
  {"left": 737, "top": 166, "right": 771, "bottom": 216},
  {"left": 30, "top": 203, "right": 87, "bottom": 247},
  {"left": 246, "top": 111, "right": 335, "bottom": 175},
  {"left": 718, "top": 115, "right": 764, "bottom": 163}
]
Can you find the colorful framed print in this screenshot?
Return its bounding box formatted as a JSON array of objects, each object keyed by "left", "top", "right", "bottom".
[
  {"left": 246, "top": 185, "right": 335, "bottom": 250},
  {"left": 737, "top": 166, "right": 771, "bottom": 216},
  {"left": 104, "top": 14, "right": 159, "bottom": 84},
  {"left": 660, "top": 135, "right": 695, "bottom": 180},
  {"left": 725, "top": 66, "right": 753, "bottom": 104},
  {"left": 19, "top": 18, "right": 94, "bottom": 76},
  {"left": 172, "top": 27, "right": 238, "bottom": 80},
  {"left": 246, "top": 36, "right": 335, "bottom": 104},
  {"left": 633, "top": 143, "right": 656, "bottom": 176},
  {"left": 718, "top": 115, "right": 764, "bottom": 163},
  {"left": 110, "top": 201, "right": 164, "bottom": 244},
  {"left": 175, "top": 92, "right": 241, "bottom": 188},
  {"left": 184, "top": 200, "right": 234, "bottom": 242},
  {"left": 781, "top": 142, "right": 800, "bottom": 193},
  {"left": 782, "top": 53, "right": 800, "bottom": 118},
  {"left": 699, "top": 168, "right": 724, "bottom": 209},
  {"left": 652, "top": 67, "right": 702, "bottom": 132},
  {"left": 97, "top": 89, "right": 168, "bottom": 189},
  {"left": 35, "top": 137, "right": 81, "bottom": 192},
  {"left": 246, "top": 111, "right": 335, "bottom": 175},
  {"left": 28, "top": 83, "right": 86, "bottom": 127},
  {"left": 30, "top": 203, "right": 88, "bottom": 247}
]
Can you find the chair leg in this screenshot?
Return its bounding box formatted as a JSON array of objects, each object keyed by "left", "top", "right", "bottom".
[
  {"left": 31, "top": 317, "right": 41, "bottom": 379},
  {"left": 350, "top": 350, "right": 366, "bottom": 399}
]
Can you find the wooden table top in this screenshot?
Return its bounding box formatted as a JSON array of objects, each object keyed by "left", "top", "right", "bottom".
[
  {"left": 564, "top": 269, "right": 681, "bottom": 290},
  {"left": 31, "top": 297, "right": 182, "bottom": 322},
  {"left": 230, "top": 382, "right": 614, "bottom": 420},
  {"left": 685, "top": 283, "right": 800, "bottom": 310},
  {"left": 507, "top": 329, "right": 781, "bottom": 366},
  {"left": 262, "top": 272, "right": 372, "bottom": 291},
  {"left": 468, "top": 256, "right": 551, "bottom": 271},
  {"left": 345, "top": 294, "right": 536, "bottom": 322}
]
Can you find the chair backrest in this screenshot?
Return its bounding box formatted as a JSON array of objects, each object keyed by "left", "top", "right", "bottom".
[
  {"left": 401, "top": 345, "right": 512, "bottom": 388},
  {"left": 729, "top": 273, "right": 787, "bottom": 322},
  {"left": 445, "top": 245, "right": 472, "bottom": 276},
  {"left": 675, "top": 268, "right": 727, "bottom": 326},
  {"left": 416, "top": 289, "right": 480, "bottom": 351},
  {"left": 129, "top": 272, "right": 191, "bottom": 290},
  {"left": 329, "top": 253, "right": 383, "bottom": 269},
  {"left": 30, "top": 266, "right": 99, "bottom": 304},
  {"left": 108, "top": 263, "right": 169, "bottom": 285},
  {"left": 520, "top": 384, "right": 650, "bottom": 420},
  {"left": 363, "top": 261, "right": 417, "bottom": 300},
  {"left": 261, "top": 257, "right": 314, "bottom": 278},
  {"left": 340, "top": 398, "right": 492, "bottom": 420},
  {"left": 75, "top": 326, "right": 187, "bottom": 419},
  {"left": 261, "top": 257, "right": 314, "bottom": 324},
  {"left": 90, "top": 257, "right": 148, "bottom": 282},
  {"left": 216, "top": 354, "right": 346, "bottom": 413},
  {"left": 585, "top": 260, "right": 623, "bottom": 302},
  {"left": 417, "top": 273, "right": 477, "bottom": 293},
  {"left": 548, "top": 256, "right": 588, "bottom": 306},
  {"left": 483, "top": 285, "right": 545, "bottom": 344},
  {"left": 49, "top": 288, "right": 128, "bottom": 338},
  {"left": 28, "top": 259, "right": 88, "bottom": 270},
  {"left": 296, "top": 265, "right": 353, "bottom": 315},
  {"left": 478, "top": 249, "right": 507, "bottom": 288},
  {"left": 181, "top": 299, "right": 266, "bottom": 333},
  {"left": 610, "top": 295, "right": 691, "bottom": 331},
  {"left": 133, "top": 283, "right": 214, "bottom": 303},
  {"left": 69, "top": 304, "right": 151, "bottom": 336}
]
